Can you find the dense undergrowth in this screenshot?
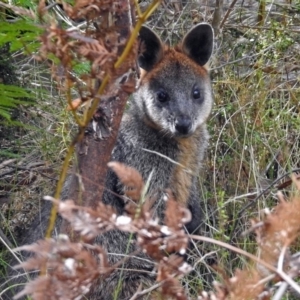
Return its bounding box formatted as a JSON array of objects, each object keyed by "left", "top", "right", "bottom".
[{"left": 1, "top": 0, "right": 300, "bottom": 299}]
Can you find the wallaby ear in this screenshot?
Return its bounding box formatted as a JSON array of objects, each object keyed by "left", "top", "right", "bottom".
[
  {"left": 182, "top": 23, "right": 214, "bottom": 66},
  {"left": 138, "top": 26, "right": 164, "bottom": 71}
]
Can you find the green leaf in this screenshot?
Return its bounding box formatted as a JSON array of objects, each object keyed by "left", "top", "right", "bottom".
[
  {"left": 15, "top": 0, "right": 36, "bottom": 9},
  {"left": 0, "top": 109, "right": 11, "bottom": 120},
  {"left": 1, "top": 84, "right": 32, "bottom": 98},
  {"left": 0, "top": 149, "right": 21, "bottom": 159},
  {"left": 73, "top": 61, "right": 91, "bottom": 75},
  {"left": 0, "top": 84, "right": 34, "bottom": 120},
  {"left": 0, "top": 20, "right": 42, "bottom": 52}
]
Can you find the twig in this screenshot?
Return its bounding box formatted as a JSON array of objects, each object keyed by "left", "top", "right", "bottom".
[
  {"left": 226, "top": 191, "right": 258, "bottom": 202},
  {"left": 0, "top": 169, "right": 18, "bottom": 178},
  {"left": 254, "top": 274, "right": 276, "bottom": 287},
  {"left": 273, "top": 281, "right": 289, "bottom": 300},
  {"left": 190, "top": 234, "right": 276, "bottom": 273},
  {"left": 278, "top": 244, "right": 288, "bottom": 273},
  {"left": 0, "top": 235, "right": 27, "bottom": 275},
  {"left": 129, "top": 282, "right": 162, "bottom": 300},
  {"left": 26, "top": 162, "right": 45, "bottom": 168},
  {"left": 242, "top": 221, "right": 264, "bottom": 237},
  {"left": 226, "top": 24, "right": 300, "bottom": 33},
  {"left": 219, "top": 0, "right": 238, "bottom": 29},
  {"left": 0, "top": 159, "right": 17, "bottom": 169},
  {"left": 211, "top": 0, "right": 223, "bottom": 36},
  {"left": 230, "top": 168, "right": 300, "bottom": 243},
  {"left": 190, "top": 235, "right": 300, "bottom": 294},
  {"left": 0, "top": 163, "right": 51, "bottom": 179},
  {"left": 0, "top": 228, "right": 14, "bottom": 249}
]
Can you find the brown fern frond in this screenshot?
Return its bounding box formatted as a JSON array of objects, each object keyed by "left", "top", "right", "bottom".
[
  {"left": 253, "top": 195, "right": 300, "bottom": 267},
  {"left": 108, "top": 162, "right": 144, "bottom": 202},
  {"left": 136, "top": 196, "right": 190, "bottom": 260},
  {"left": 45, "top": 197, "right": 118, "bottom": 241},
  {"left": 199, "top": 267, "right": 269, "bottom": 300},
  {"left": 164, "top": 189, "right": 191, "bottom": 231},
  {"left": 14, "top": 236, "right": 106, "bottom": 300},
  {"left": 225, "top": 268, "right": 265, "bottom": 300},
  {"left": 157, "top": 254, "right": 191, "bottom": 300}
]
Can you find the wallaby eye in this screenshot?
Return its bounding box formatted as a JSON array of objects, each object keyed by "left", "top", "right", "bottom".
[
  {"left": 157, "top": 89, "right": 169, "bottom": 103},
  {"left": 193, "top": 87, "right": 201, "bottom": 99}
]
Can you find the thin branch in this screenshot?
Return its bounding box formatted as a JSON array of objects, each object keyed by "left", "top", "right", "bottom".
[
  {"left": 230, "top": 168, "right": 300, "bottom": 243},
  {"left": 219, "top": 0, "right": 238, "bottom": 29},
  {"left": 190, "top": 235, "right": 300, "bottom": 294},
  {"left": 0, "top": 159, "right": 17, "bottom": 169}
]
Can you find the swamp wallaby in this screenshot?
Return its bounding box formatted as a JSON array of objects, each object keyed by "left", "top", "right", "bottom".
[
  {"left": 2, "top": 23, "right": 214, "bottom": 300},
  {"left": 90, "top": 23, "right": 214, "bottom": 299}
]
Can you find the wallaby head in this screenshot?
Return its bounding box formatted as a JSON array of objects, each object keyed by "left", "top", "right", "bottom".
[{"left": 136, "top": 24, "right": 214, "bottom": 138}]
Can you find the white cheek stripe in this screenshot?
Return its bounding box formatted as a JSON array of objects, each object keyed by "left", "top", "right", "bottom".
[{"left": 142, "top": 88, "right": 171, "bottom": 131}]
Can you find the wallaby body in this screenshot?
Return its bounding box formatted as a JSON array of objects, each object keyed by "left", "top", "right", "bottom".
[
  {"left": 104, "top": 23, "right": 213, "bottom": 230},
  {"left": 91, "top": 24, "right": 214, "bottom": 299},
  {"left": 2, "top": 24, "right": 214, "bottom": 300}
]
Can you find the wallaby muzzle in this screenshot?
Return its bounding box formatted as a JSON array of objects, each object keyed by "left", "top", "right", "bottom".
[{"left": 175, "top": 115, "right": 192, "bottom": 136}]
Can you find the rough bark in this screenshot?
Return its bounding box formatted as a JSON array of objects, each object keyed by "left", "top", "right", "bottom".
[{"left": 64, "top": 1, "right": 135, "bottom": 212}]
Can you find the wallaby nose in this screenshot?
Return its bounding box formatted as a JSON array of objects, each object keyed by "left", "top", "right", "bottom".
[{"left": 175, "top": 116, "right": 192, "bottom": 135}]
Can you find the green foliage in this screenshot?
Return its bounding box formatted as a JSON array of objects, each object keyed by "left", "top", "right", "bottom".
[
  {"left": 0, "top": 20, "right": 42, "bottom": 52},
  {"left": 0, "top": 149, "right": 21, "bottom": 158},
  {"left": 14, "top": 0, "right": 36, "bottom": 9},
  {"left": 73, "top": 61, "right": 92, "bottom": 76},
  {"left": 0, "top": 84, "right": 33, "bottom": 120}
]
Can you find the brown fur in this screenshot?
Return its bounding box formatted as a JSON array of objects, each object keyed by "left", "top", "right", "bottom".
[
  {"left": 171, "top": 128, "right": 204, "bottom": 204},
  {"left": 143, "top": 48, "right": 208, "bottom": 84}
]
